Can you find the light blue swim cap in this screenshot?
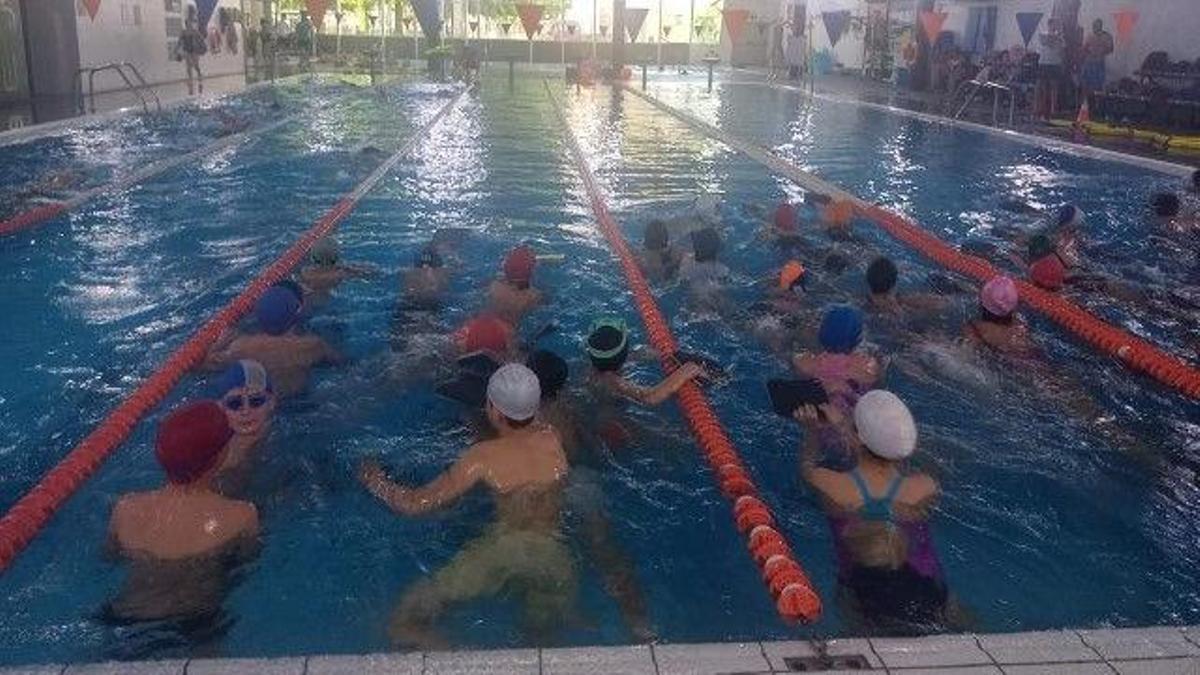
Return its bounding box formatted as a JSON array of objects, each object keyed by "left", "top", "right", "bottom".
[{"left": 212, "top": 359, "right": 273, "bottom": 397}]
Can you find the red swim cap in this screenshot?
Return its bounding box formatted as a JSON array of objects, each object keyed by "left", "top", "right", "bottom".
[
  {"left": 503, "top": 245, "right": 537, "bottom": 286},
  {"left": 773, "top": 203, "right": 798, "bottom": 234},
  {"left": 155, "top": 401, "right": 232, "bottom": 485},
  {"left": 1029, "top": 254, "right": 1066, "bottom": 291},
  {"left": 456, "top": 315, "right": 513, "bottom": 356}
]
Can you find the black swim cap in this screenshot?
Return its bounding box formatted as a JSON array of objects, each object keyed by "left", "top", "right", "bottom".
[
  {"left": 823, "top": 252, "right": 849, "bottom": 276},
  {"left": 691, "top": 227, "right": 721, "bottom": 262},
  {"left": 866, "top": 257, "right": 898, "bottom": 294},
  {"left": 1151, "top": 192, "right": 1181, "bottom": 218},
  {"left": 527, "top": 350, "right": 568, "bottom": 400},
  {"left": 1027, "top": 233, "right": 1054, "bottom": 260},
  {"left": 644, "top": 220, "right": 669, "bottom": 251}
]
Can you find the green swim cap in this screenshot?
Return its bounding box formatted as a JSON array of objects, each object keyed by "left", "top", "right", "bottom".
[{"left": 585, "top": 317, "right": 629, "bottom": 359}]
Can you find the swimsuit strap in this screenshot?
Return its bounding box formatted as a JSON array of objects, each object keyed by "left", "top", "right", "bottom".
[{"left": 850, "top": 469, "right": 901, "bottom": 522}]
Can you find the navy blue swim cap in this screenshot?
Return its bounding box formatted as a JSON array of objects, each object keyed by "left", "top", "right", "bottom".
[
  {"left": 819, "top": 305, "right": 864, "bottom": 354},
  {"left": 212, "top": 359, "right": 273, "bottom": 397},
  {"left": 256, "top": 285, "right": 302, "bottom": 336}
]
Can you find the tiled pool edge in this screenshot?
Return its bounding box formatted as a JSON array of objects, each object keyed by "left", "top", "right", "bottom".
[{"left": 3, "top": 625, "right": 1197, "bottom": 674}]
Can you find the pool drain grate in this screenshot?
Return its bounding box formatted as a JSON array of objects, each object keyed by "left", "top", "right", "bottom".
[{"left": 783, "top": 654, "right": 874, "bottom": 671}]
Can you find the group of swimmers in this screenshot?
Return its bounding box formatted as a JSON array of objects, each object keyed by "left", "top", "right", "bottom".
[{"left": 103, "top": 165, "right": 1197, "bottom": 648}]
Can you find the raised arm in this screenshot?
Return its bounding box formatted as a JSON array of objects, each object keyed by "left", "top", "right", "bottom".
[
  {"left": 359, "top": 451, "right": 483, "bottom": 516},
  {"left": 614, "top": 362, "right": 703, "bottom": 406}
]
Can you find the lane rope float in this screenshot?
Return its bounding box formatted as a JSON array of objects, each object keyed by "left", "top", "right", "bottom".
[
  {"left": 0, "top": 86, "right": 471, "bottom": 574},
  {"left": 623, "top": 84, "right": 1200, "bottom": 400},
  {"left": 0, "top": 113, "right": 299, "bottom": 237},
  {"left": 545, "top": 81, "right": 822, "bottom": 624}
]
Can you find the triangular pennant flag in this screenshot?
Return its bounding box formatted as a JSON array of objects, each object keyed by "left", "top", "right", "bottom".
[
  {"left": 500, "top": 21, "right": 511, "bottom": 34},
  {"left": 722, "top": 8, "right": 749, "bottom": 43},
  {"left": 599, "top": 24, "right": 609, "bottom": 37},
  {"left": 821, "top": 10, "right": 849, "bottom": 47},
  {"left": 1015, "top": 11, "right": 1043, "bottom": 47},
  {"left": 196, "top": 0, "right": 219, "bottom": 30},
  {"left": 516, "top": 4, "right": 544, "bottom": 40},
  {"left": 410, "top": 0, "right": 443, "bottom": 39},
  {"left": 305, "top": 0, "right": 329, "bottom": 29},
  {"left": 469, "top": 20, "right": 479, "bottom": 33},
  {"left": 662, "top": 24, "right": 670, "bottom": 38},
  {"left": 624, "top": 8, "right": 649, "bottom": 41},
  {"left": 81, "top": 0, "right": 102, "bottom": 21},
  {"left": 403, "top": 16, "right": 414, "bottom": 28},
  {"left": 1113, "top": 8, "right": 1138, "bottom": 45},
  {"left": 757, "top": 20, "right": 768, "bottom": 36},
  {"left": 693, "top": 23, "right": 704, "bottom": 37},
  {"left": 919, "top": 10, "right": 947, "bottom": 44},
  {"left": 567, "top": 24, "right": 577, "bottom": 35}
]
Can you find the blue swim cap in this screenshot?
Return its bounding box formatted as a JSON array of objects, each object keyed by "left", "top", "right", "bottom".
[
  {"left": 212, "top": 359, "right": 273, "bottom": 397},
  {"left": 256, "top": 286, "right": 302, "bottom": 336},
  {"left": 818, "top": 305, "right": 864, "bottom": 354}
]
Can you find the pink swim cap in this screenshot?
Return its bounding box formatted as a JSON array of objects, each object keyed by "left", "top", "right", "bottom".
[{"left": 980, "top": 276, "right": 1019, "bottom": 317}]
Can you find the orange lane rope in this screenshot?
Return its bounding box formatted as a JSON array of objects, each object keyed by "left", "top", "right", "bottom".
[
  {"left": 0, "top": 114, "right": 298, "bottom": 237},
  {"left": 623, "top": 85, "right": 1200, "bottom": 400},
  {"left": 545, "top": 81, "right": 822, "bottom": 624},
  {"left": 0, "top": 87, "right": 469, "bottom": 573}
]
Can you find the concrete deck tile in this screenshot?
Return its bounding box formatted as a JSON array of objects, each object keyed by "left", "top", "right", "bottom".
[
  {"left": 540, "top": 645, "right": 656, "bottom": 675},
  {"left": 0, "top": 667, "right": 64, "bottom": 675},
  {"left": 65, "top": 662, "right": 185, "bottom": 675},
  {"left": 424, "top": 648, "right": 539, "bottom": 674},
  {"left": 1079, "top": 628, "right": 1200, "bottom": 661},
  {"left": 652, "top": 642, "right": 771, "bottom": 675},
  {"left": 1110, "top": 658, "right": 1200, "bottom": 675},
  {"left": 305, "top": 652, "right": 423, "bottom": 675},
  {"left": 760, "top": 639, "right": 883, "bottom": 670},
  {"left": 892, "top": 662, "right": 1003, "bottom": 667},
  {"left": 869, "top": 634, "right": 993, "bottom": 669},
  {"left": 1000, "top": 663, "right": 1115, "bottom": 675},
  {"left": 977, "top": 630, "right": 1102, "bottom": 664},
  {"left": 185, "top": 658, "right": 306, "bottom": 675}
]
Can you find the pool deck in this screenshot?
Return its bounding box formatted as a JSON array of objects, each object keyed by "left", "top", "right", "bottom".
[{"left": 3, "top": 626, "right": 1199, "bottom": 674}]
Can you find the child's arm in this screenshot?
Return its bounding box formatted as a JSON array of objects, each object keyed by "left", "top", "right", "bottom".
[{"left": 613, "top": 362, "right": 703, "bottom": 406}]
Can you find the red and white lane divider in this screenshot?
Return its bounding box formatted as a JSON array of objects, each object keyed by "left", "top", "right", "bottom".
[
  {"left": 623, "top": 84, "right": 1200, "bottom": 400},
  {"left": 0, "top": 86, "right": 471, "bottom": 574},
  {"left": 546, "top": 81, "right": 822, "bottom": 624},
  {"left": 0, "top": 114, "right": 299, "bottom": 237}
]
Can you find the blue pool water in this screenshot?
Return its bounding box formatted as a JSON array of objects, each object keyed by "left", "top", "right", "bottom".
[{"left": 0, "top": 71, "right": 1197, "bottom": 666}]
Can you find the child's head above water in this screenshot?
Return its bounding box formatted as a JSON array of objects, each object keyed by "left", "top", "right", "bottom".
[
  {"left": 979, "top": 275, "right": 1019, "bottom": 323},
  {"left": 586, "top": 317, "right": 630, "bottom": 372},
  {"left": 866, "top": 257, "right": 898, "bottom": 295},
  {"left": 156, "top": 401, "right": 233, "bottom": 485},
  {"left": 690, "top": 227, "right": 721, "bottom": 263},
  {"left": 644, "top": 220, "right": 669, "bottom": 251},
  {"left": 818, "top": 305, "right": 864, "bottom": 354},
  {"left": 1151, "top": 192, "right": 1181, "bottom": 219},
  {"left": 310, "top": 237, "right": 339, "bottom": 267},
  {"left": 503, "top": 245, "right": 537, "bottom": 289},
  {"left": 528, "top": 349, "right": 569, "bottom": 400}
]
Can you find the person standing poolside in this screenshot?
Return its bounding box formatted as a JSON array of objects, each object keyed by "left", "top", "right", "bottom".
[
  {"left": 359, "top": 364, "right": 574, "bottom": 648},
  {"left": 295, "top": 12, "right": 314, "bottom": 70},
  {"left": 1080, "top": 19, "right": 1113, "bottom": 105},
  {"left": 795, "top": 391, "right": 953, "bottom": 635},
  {"left": 1035, "top": 19, "right": 1066, "bottom": 120},
  {"left": 178, "top": 13, "right": 207, "bottom": 96},
  {"left": 489, "top": 245, "right": 543, "bottom": 326},
  {"left": 204, "top": 284, "right": 341, "bottom": 397},
  {"left": 105, "top": 402, "right": 260, "bottom": 623}
]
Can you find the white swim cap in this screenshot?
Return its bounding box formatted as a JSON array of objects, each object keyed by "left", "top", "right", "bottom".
[
  {"left": 486, "top": 363, "right": 541, "bottom": 421},
  {"left": 853, "top": 390, "right": 917, "bottom": 461}
]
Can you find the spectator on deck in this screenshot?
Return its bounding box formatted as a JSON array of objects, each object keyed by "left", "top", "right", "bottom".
[{"left": 1080, "top": 19, "right": 1113, "bottom": 105}]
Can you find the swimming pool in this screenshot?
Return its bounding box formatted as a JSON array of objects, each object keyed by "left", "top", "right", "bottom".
[{"left": 0, "top": 70, "right": 1197, "bottom": 666}]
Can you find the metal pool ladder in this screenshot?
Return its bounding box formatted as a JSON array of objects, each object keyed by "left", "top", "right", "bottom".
[{"left": 74, "top": 62, "right": 163, "bottom": 115}]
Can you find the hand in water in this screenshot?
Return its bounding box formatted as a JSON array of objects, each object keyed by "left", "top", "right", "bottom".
[{"left": 358, "top": 459, "right": 390, "bottom": 499}]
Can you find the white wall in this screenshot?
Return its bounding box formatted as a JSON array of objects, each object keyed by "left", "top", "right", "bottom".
[
  {"left": 76, "top": 0, "right": 245, "bottom": 92},
  {"left": 940, "top": 0, "right": 1200, "bottom": 82}
]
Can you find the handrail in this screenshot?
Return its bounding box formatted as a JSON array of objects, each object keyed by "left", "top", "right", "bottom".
[
  {"left": 74, "top": 63, "right": 160, "bottom": 115},
  {"left": 120, "top": 62, "right": 163, "bottom": 113}
]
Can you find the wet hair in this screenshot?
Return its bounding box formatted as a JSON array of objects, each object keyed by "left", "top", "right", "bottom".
[
  {"left": 528, "top": 350, "right": 568, "bottom": 400},
  {"left": 1151, "top": 192, "right": 1181, "bottom": 218},
  {"left": 587, "top": 326, "right": 629, "bottom": 372},
  {"left": 691, "top": 227, "right": 721, "bottom": 263},
  {"left": 979, "top": 304, "right": 1014, "bottom": 325},
  {"left": 866, "top": 257, "right": 898, "bottom": 295},
  {"left": 823, "top": 252, "right": 849, "bottom": 276},
  {"left": 644, "top": 220, "right": 669, "bottom": 251},
  {"left": 1027, "top": 233, "right": 1054, "bottom": 260}
]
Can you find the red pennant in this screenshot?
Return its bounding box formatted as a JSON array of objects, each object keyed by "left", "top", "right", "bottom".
[
  {"left": 919, "top": 10, "right": 947, "bottom": 44},
  {"left": 1112, "top": 8, "right": 1138, "bottom": 45},
  {"left": 81, "top": 0, "right": 102, "bottom": 21},
  {"left": 516, "top": 4, "right": 544, "bottom": 40},
  {"left": 722, "top": 8, "right": 749, "bottom": 43},
  {"left": 305, "top": 0, "right": 329, "bottom": 29}
]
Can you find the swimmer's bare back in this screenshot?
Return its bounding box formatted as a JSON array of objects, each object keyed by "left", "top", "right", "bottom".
[
  {"left": 111, "top": 490, "right": 258, "bottom": 561},
  {"left": 218, "top": 334, "right": 339, "bottom": 396}
]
